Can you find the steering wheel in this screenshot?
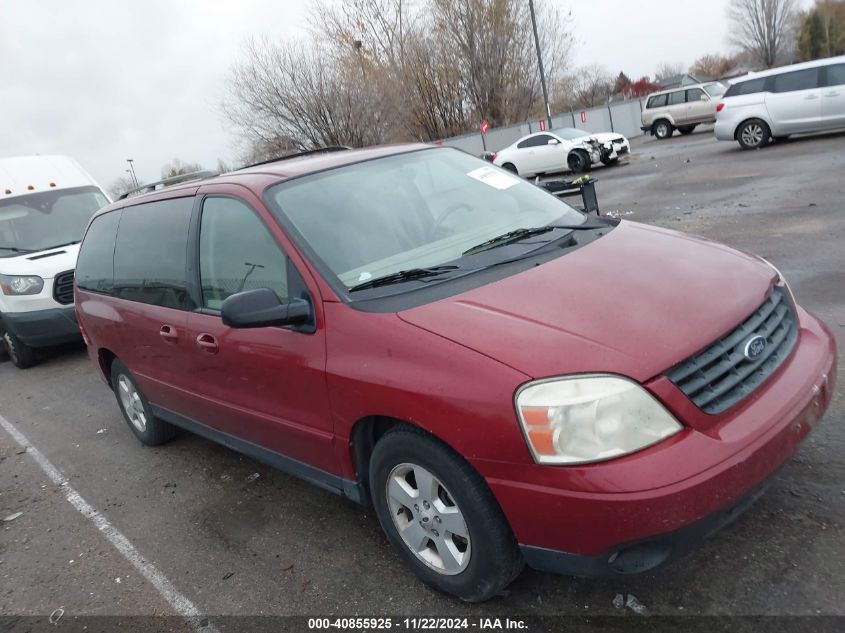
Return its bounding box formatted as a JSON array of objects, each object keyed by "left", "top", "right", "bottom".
[{"left": 430, "top": 203, "right": 475, "bottom": 238}]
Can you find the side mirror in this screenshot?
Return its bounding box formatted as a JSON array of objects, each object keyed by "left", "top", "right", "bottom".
[
  {"left": 547, "top": 138, "right": 559, "bottom": 145},
  {"left": 221, "top": 288, "right": 311, "bottom": 328},
  {"left": 700, "top": 95, "right": 709, "bottom": 101}
]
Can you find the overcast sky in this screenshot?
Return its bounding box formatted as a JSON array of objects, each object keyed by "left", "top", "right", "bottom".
[{"left": 1, "top": 0, "right": 808, "bottom": 190}]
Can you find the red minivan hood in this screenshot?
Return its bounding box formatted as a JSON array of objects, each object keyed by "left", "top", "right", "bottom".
[{"left": 398, "top": 221, "right": 776, "bottom": 382}]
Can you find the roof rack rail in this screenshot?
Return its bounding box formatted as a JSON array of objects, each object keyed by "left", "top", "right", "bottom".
[
  {"left": 117, "top": 170, "right": 218, "bottom": 201},
  {"left": 243, "top": 146, "right": 351, "bottom": 169}
]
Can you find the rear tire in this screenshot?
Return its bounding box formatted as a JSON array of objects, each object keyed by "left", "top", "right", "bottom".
[
  {"left": 2, "top": 331, "right": 37, "bottom": 369},
  {"left": 369, "top": 426, "right": 523, "bottom": 602},
  {"left": 737, "top": 119, "right": 771, "bottom": 150},
  {"left": 678, "top": 125, "right": 697, "bottom": 135},
  {"left": 653, "top": 120, "right": 673, "bottom": 139},
  {"left": 567, "top": 150, "right": 589, "bottom": 174},
  {"left": 110, "top": 359, "right": 177, "bottom": 446},
  {"left": 501, "top": 162, "right": 518, "bottom": 175}
]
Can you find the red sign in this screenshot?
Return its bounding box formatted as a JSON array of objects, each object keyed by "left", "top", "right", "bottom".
[
  {"left": 480, "top": 120, "right": 490, "bottom": 135},
  {"left": 538, "top": 119, "right": 546, "bottom": 131},
  {"left": 580, "top": 111, "right": 587, "bottom": 123}
]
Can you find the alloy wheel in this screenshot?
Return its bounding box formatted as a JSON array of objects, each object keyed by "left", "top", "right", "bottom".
[
  {"left": 386, "top": 462, "right": 471, "bottom": 575},
  {"left": 741, "top": 123, "right": 764, "bottom": 148},
  {"left": 117, "top": 374, "right": 147, "bottom": 433}
]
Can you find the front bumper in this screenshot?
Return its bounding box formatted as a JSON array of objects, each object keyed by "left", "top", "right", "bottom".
[
  {"left": 482, "top": 308, "right": 836, "bottom": 575},
  {"left": 0, "top": 307, "right": 81, "bottom": 347}
]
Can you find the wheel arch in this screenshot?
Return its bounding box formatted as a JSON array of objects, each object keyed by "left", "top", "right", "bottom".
[
  {"left": 348, "top": 415, "right": 464, "bottom": 506},
  {"left": 97, "top": 347, "right": 118, "bottom": 386}
]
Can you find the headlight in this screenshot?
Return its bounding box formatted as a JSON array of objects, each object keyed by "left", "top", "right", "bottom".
[
  {"left": 515, "top": 375, "right": 683, "bottom": 465},
  {"left": 0, "top": 274, "right": 44, "bottom": 295}
]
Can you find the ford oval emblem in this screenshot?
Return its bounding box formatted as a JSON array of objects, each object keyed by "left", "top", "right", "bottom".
[{"left": 743, "top": 335, "right": 767, "bottom": 361}]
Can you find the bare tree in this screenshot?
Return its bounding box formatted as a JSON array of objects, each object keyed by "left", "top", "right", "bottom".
[
  {"left": 222, "top": 37, "right": 399, "bottom": 151},
  {"left": 557, "top": 64, "right": 614, "bottom": 108},
  {"left": 429, "top": 0, "right": 573, "bottom": 126},
  {"left": 654, "top": 61, "right": 684, "bottom": 81},
  {"left": 690, "top": 53, "right": 740, "bottom": 78},
  {"left": 161, "top": 158, "right": 204, "bottom": 179},
  {"left": 108, "top": 174, "right": 140, "bottom": 199},
  {"left": 728, "top": 0, "right": 797, "bottom": 67}
]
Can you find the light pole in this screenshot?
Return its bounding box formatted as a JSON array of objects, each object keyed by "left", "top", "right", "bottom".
[
  {"left": 126, "top": 159, "right": 138, "bottom": 187},
  {"left": 528, "top": 0, "right": 552, "bottom": 129}
]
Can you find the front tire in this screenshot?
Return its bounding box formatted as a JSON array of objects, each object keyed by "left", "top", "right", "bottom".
[
  {"left": 737, "top": 119, "right": 771, "bottom": 150},
  {"left": 370, "top": 427, "right": 523, "bottom": 602},
  {"left": 2, "top": 330, "right": 37, "bottom": 369},
  {"left": 653, "top": 120, "right": 673, "bottom": 139},
  {"left": 567, "top": 150, "right": 589, "bottom": 174},
  {"left": 111, "top": 359, "right": 177, "bottom": 446}
]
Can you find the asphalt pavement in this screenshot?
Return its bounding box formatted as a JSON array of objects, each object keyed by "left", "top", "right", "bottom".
[{"left": 1, "top": 127, "right": 843, "bottom": 630}]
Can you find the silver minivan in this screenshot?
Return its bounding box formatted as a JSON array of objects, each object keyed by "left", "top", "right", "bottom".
[{"left": 715, "top": 55, "right": 845, "bottom": 150}]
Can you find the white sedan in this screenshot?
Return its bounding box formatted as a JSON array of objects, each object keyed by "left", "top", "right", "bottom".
[{"left": 492, "top": 128, "right": 631, "bottom": 177}]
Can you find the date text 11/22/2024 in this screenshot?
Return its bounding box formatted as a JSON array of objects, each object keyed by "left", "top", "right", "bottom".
[{"left": 307, "top": 617, "right": 527, "bottom": 630}]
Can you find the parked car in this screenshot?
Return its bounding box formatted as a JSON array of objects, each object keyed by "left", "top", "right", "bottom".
[
  {"left": 715, "top": 55, "right": 845, "bottom": 150},
  {"left": 641, "top": 82, "right": 727, "bottom": 139},
  {"left": 0, "top": 155, "right": 109, "bottom": 368},
  {"left": 492, "top": 131, "right": 606, "bottom": 176},
  {"left": 75, "top": 145, "right": 836, "bottom": 602}
]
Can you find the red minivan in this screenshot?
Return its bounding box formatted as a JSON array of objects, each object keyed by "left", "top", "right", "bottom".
[{"left": 75, "top": 145, "right": 837, "bottom": 601}]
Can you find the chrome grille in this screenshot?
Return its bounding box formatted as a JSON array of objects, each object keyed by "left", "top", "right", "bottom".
[
  {"left": 53, "top": 270, "right": 75, "bottom": 305},
  {"left": 666, "top": 288, "right": 798, "bottom": 414}
]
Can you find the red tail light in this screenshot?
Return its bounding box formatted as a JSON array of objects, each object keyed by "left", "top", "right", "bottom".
[
  {"left": 716, "top": 102, "right": 725, "bottom": 112},
  {"left": 491, "top": 153, "right": 497, "bottom": 161}
]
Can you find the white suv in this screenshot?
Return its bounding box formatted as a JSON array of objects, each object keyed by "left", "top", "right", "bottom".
[
  {"left": 0, "top": 155, "right": 109, "bottom": 368},
  {"left": 715, "top": 55, "right": 845, "bottom": 150}
]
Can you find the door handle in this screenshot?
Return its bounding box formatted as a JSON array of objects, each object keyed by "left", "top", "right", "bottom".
[
  {"left": 159, "top": 324, "right": 178, "bottom": 343},
  {"left": 196, "top": 333, "right": 219, "bottom": 354},
  {"left": 804, "top": 94, "right": 819, "bottom": 100}
]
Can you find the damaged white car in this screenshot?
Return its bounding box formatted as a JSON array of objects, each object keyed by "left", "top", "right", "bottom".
[{"left": 493, "top": 128, "right": 630, "bottom": 177}]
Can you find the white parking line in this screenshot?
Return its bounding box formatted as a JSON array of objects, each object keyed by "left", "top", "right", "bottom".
[{"left": 0, "top": 413, "right": 216, "bottom": 632}]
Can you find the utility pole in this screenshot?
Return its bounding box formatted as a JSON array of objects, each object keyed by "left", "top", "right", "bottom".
[{"left": 528, "top": 0, "right": 552, "bottom": 129}]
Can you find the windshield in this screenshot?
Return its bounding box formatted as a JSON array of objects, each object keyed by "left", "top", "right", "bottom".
[
  {"left": 704, "top": 82, "right": 727, "bottom": 97},
  {"left": 0, "top": 186, "right": 108, "bottom": 257},
  {"left": 266, "top": 148, "right": 586, "bottom": 290},
  {"left": 552, "top": 128, "right": 589, "bottom": 140}
]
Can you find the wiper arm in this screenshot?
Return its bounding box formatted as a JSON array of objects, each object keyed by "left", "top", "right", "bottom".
[
  {"left": 462, "top": 219, "right": 606, "bottom": 256},
  {"left": 348, "top": 265, "right": 460, "bottom": 292},
  {"left": 40, "top": 240, "right": 81, "bottom": 251},
  {"left": 0, "top": 246, "right": 36, "bottom": 253}
]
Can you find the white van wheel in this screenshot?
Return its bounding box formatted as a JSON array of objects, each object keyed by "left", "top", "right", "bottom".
[{"left": 2, "top": 331, "right": 37, "bottom": 369}]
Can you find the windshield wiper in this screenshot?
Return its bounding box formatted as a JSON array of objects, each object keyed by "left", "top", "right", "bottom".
[
  {"left": 0, "top": 246, "right": 36, "bottom": 254},
  {"left": 462, "top": 219, "right": 606, "bottom": 256},
  {"left": 39, "top": 240, "right": 81, "bottom": 251},
  {"left": 348, "top": 265, "right": 460, "bottom": 292}
]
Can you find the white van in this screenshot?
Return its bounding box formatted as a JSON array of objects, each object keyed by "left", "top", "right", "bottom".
[
  {"left": 715, "top": 55, "right": 845, "bottom": 149},
  {"left": 0, "top": 155, "right": 109, "bottom": 368}
]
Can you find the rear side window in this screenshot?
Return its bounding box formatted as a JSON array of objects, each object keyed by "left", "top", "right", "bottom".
[
  {"left": 113, "top": 197, "right": 194, "bottom": 310},
  {"left": 771, "top": 68, "right": 820, "bottom": 93},
  {"left": 724, "top": 77, "right": 767, "bottom": 97},
  {"left": 517, "top": 134, "right": 554, "bottom": 149},
  {"left": 667, "top": 91, "right": 685, "bottom": 105},
  {"left": 647, "top": 94, "right": 667, "bottom": 108},
  {"left": 76, "top": 211, "right": 121, "bottom": 294},
  {"left": 199, "top": 197, "right": 288, "bottom": 310},
  {"left": 686, "top": 88, "right": 706, "bottom": 101},
  {"left": 825, "top": 64, "right": 845, "bottom": 87}
]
